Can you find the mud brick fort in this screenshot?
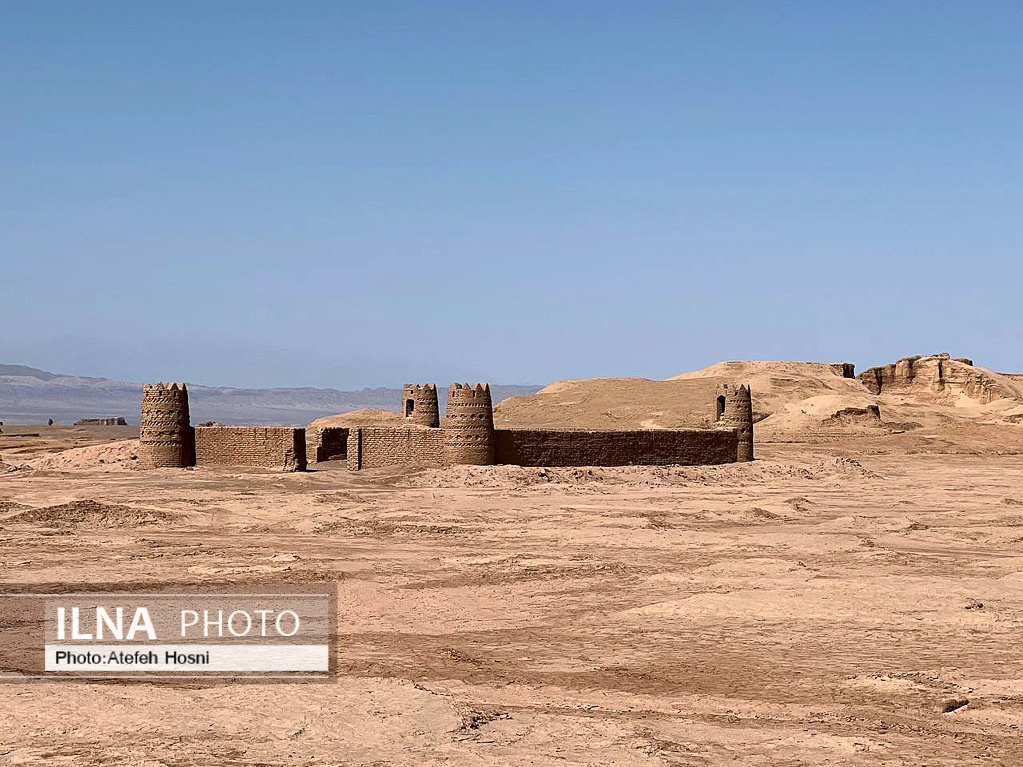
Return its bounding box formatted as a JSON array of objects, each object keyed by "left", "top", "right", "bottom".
[
  {"left": 138, "top": 379, "right": 754, "bottom": 472},
  {"left": 139, "top": 383, "right": 306, "bottom": 471},
  {"left": 341, "top": 382, "right": 753, "bottom": 471}
]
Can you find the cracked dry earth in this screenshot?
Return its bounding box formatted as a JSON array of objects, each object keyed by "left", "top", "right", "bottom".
[{"left": 2, "top": 430, "right": 1023, "bottom": 765}]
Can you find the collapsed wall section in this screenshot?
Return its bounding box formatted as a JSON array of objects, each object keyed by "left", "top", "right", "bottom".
[
  {"left": 830, "top": 363, "right": 856, "bottom": 379},
  {"left": 494, "top": 428, "right": 739, "bottom": 467},
  {"left": 346, "top": 427, "right": 446, "bottom": 471},
  {"left": 75, "top": 417, "right": 128, "bottom": 426},
  {"left": 308, "top": 426, "right": 349, "bottom": 463},
  {"left": 194, "top": 426, "right": 307, "bottom": 472}
]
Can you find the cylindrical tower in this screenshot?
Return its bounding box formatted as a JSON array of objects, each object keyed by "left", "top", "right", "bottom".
[
  {"left": 139, "top": 382, "right": 194, "bottom": 468},
  {"left": 401, "top": 383, "right": 440, "bottom": 427},
  {"left": 444, "top": 382, "right": 495, "bottom": 465},
  {"left": 717, "top": 383, "right": 754, "bottom": 462}
]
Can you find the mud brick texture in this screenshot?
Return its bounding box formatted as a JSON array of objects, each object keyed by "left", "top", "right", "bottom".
[
  {"left": 347, "top": 425, "right": 739, "bottom": 469},
  {"left": 194, "top": 426, "right": 306, "bottom": 472},
  {"left": 402, "top": 383, "right": 440, "bottom": 427},
  {"left": 139, "top": 382, "right": 193, "bottom": 469},
  {"left": 347, "top": 427, "right": 445, "bottom": 470},
  {"left": 493, "top": 428, "right": 739, "bottom": 467}
]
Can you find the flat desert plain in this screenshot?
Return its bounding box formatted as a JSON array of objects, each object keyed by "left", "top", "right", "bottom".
[{"left": 2, "top": 419, "right": 1023, "bottom": 765}]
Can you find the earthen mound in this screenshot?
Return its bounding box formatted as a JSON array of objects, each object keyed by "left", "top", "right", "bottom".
[
  {"left": 309, "top": 408, "right": 403, "bottom": 430},
  {"left": 754, "top": 395, "right": 891, "bottom": 437},
  {"left": 670, "top": 360, "right": 868, "bottom": 418},
  {"left": 4, "top": 499, "right": 178, "bottom": 528},
  {"left": 501, "top": 357, "right": 1023, "bottom": 439},
  {"left": 494, "top": 377, "right": 722, "bottom": 429},
  {"left": 399, "top": 456, "right": 879, "bottom": 490},
  {"left": 825, "top": 404, "right": 882, "bottom": 426},
  {"left": 496, "top": 361, "right": 866, "bottom": 433},
  {"left": 25, "top": 440, "right": 139, "bottom": 471}
]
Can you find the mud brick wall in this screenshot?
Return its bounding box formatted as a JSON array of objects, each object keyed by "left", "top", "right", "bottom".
[
  {"left": 194, "top": 426, "right": 306, "bottom": 472},
  {"left": 346, "top": 427, "right": 445, "bottom": 470},
  {"left": 308, "top": 427, "right": 349, "bottom": 463},
  {"left": 75, "top": 417, "right": 128, "bottom": 426},
  {"left": 493, "top": 428, "right": 739, "bottom": 467}
]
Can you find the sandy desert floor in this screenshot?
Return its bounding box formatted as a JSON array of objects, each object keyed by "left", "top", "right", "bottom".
[{"left": 2, "top": 427, "right": 1023, "bottom": 765}]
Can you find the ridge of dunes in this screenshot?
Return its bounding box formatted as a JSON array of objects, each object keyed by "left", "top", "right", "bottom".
[
  {"left": 494, "top": 355, "right": 1023, "bottom": 435},
  {"left": 494, "top": 377, "right": 723, "bottom": 430}
]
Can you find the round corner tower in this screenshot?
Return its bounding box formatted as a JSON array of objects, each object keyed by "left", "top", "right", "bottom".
[
  {"left": 444, "top": 382, "right": 496, "bottom": 465},
  {"left": 139, "top": 382, "right": 194, "bottom": 468},
  {"left": 716, "top": 382, "right": 754, "bottom": 462},
  {"left": 401, "top": 383, "right": 440, "bottom": 427}
]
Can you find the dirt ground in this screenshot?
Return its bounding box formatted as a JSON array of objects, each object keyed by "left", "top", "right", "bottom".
[{"left": 2, "top": 426, "right": 1023, "bottom": 765}]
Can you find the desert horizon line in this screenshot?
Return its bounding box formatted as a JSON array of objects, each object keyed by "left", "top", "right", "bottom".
[{"left": 3, "top": 351, "right": 1016, "bottom": 393}]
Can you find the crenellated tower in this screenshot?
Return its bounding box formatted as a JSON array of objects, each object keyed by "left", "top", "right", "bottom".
[
  {"left": 401, "top": 383, "right": 440, "bottom": 427},
  {"left": 716, "top": 383, "right": 754, "bottom": 462},
  {"left": 139, "top": 382, "right": 194, "bottom": 468},
  {"left": 444, "top": 382, "right": 496, "bottom": 465}
]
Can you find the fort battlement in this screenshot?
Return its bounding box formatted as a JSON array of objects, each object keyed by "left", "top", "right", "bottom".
[
  {"left": 402, "top": 383, "right": 440, "bottom": 427},
  {"left": 447, "top": 381, "right": 492, "bottom": 401}
]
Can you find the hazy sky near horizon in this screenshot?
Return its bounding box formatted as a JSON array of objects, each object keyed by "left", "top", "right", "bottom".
[{"left": 2, "top": 2, "right": 1020, "bottom": 388}]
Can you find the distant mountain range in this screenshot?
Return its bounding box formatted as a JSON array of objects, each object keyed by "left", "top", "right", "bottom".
[{"left": 0, "top": 365, "right": 541, "bottom": 426}]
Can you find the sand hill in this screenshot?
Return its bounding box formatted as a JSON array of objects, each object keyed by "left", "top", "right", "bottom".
[
  {"left": 494, "top": 377, "right": 723, "bottom": 429},
  {"left": 495, "top": 354, "right": 1023, "bottom": 438},
  {"left": 494, "top": 362, "right": 864, "bottom": 430},
  {"left": 670, "top": 360, "right": 866, "bottom": 415},
  {"left": 309, "top": 408, "right": 404, "bottom": 431}
]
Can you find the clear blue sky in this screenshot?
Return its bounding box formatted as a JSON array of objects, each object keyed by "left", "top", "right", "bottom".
[{"left": 2, "top": 2, "right": 1020, "bottom": 388}]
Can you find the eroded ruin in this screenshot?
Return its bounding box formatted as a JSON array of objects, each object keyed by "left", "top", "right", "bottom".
[
  {"left": 319, "top": 381, "right": 754, "bottom": 471},
  {"left": 139, "top": 379, "right": 755, "bottom": 472}
]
